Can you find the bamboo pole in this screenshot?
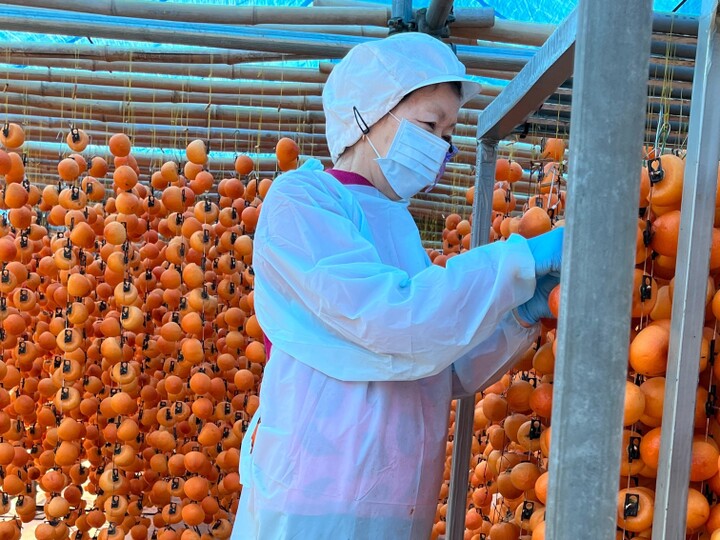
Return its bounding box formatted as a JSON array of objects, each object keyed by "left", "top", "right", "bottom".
[
  {"left": 0, "top": 100, "right": 499, "bottom": 143},
  {"left": 2, "top": 59, "right": 329, "bottom": 83},
  {"left": 0, "top": 93, "right": 325, "bottom": 124},
  {"left": 0, "top": 80, "right": 326, "bottom": 110},
  {"left": 312, "top": 0, "right": 382, "bottom": 8},
  {"left": 0, "top": 66, "right": 326, "bottom": 96},
  {"left": 258, "top": 23, "right": 388, "bottom": 38},
  {"left": 0, "top": 56, "right": 515, "bottom": 90},
  {"left": 0, "top": 91, "right": 482, "bottom": 126},
  {"left": 4, "top": 47, "right": 526, "bottom": 77},
  {"left": 0, "top": 0, "right": 494, "bottom": 31},
  {"left": 0, "top": 1, "right": 394, "bottom": 26},
  {"left": 1, "top": 110, "right": 549, "bottom": 160},
  {"left": 0, "top": 5, "right": 529, "bottom": 71},
  {"left": 22, "top": 140, "right": 335, "bottom": 168},
  {"left": 0, "top": 42, "right": 289, "bottom": 64},
  {"left": 0, "top": 114, "right": 327, "bottom": 144},
  {"left": 26, "top": 159, "right": 284, "bottom": 176},
  {"left": 0, "top": 104, "right": 327, "bottom": 134},
  {"left": 466, "top": 68, "right": 517, "bottom": 80},
  {"left": 0, "top": 5, "right": 368, "bottom": 58},
  {"left": 15, "top": 126, "right": 330, "bottom": 157},
  {"left": 0, "top": 75, "right": 484, "bottom": 115},
  {"left": 452, "top": 19, "right": 554, "bottom": 46}
]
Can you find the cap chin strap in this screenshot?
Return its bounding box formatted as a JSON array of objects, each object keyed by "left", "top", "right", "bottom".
[
  {"left": 364, "top": 134, "right": 382, "bottom": 160},
  {"left": 360, "top": 110, "right": 403, "bottom": 160}
]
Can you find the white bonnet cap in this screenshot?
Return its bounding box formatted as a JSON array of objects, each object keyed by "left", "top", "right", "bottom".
[{"left": 322, "top": 32, "right": 481, "bottom": 163}]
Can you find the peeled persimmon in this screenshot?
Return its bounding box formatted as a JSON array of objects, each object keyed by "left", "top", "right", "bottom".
[
  {"left": 623, "top": 380, "right": 645, "bottom": 426},
  {"left": 275, "top": 137, "right": 299, "bottom": 163},
  {"left": 541, "top": 138, "right": 565, "bottom": 162},
  {"left": 690, "top": 440, "right": 719, "bottom": 482},
  {"left": 186, "top": 139, "right": 208, "bottom": 165},
  {"left": 518, "top": 207, "right": 552, "bottom": 239},
  {"left": 235, "top": 154, "right": 254, "bottom": 176},
  {"left": 650, "top": 210, "right": 681, "bottom": 257},
  {"left": 0, "top": 123, "right": 24, "bottom": 149},
  {"left": 109, "top": 133, "right": 131, "bottom": 157}
]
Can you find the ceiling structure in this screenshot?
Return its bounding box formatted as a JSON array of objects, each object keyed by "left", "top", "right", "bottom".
[{"left": 0, "top": 0, "right": 701, "bottom": 244}]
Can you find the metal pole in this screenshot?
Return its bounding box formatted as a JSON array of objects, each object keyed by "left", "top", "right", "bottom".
[
  {"left": 652, "top": 1, "right": 720, "bottom": 537},
  {"left": 545, "top": 0, "right": 653, "bottom": 538},
  {"left": 426, "top": 0, "right": 454, "bottom": 33},
  {"left": 445, "top": 138, "right": 497, "bottom": 540},
  {"left": 391, "top": 0, "right": 412, "bottom": 26}
]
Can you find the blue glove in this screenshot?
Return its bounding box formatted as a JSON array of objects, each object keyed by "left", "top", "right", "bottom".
[
  {"left": 516, "top": 274, "right": 560, "bottom": 326},
  {"left": 526, "top": 227, "right": 564, "bottom": 277}
]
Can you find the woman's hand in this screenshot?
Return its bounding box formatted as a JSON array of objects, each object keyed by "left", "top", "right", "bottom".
[
  {"left": 526, "top": 227, "right": 564, "bottom": 276},
  {"left": 515, "top": 274, "right": 560, "bottom": 326}
]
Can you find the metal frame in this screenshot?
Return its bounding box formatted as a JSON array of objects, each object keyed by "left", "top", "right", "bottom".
[
  {"left": 445, "top": 10, "right": 581, "bottom": 540},
  {"left": 546, "top": 1, "right": 654, "bottom": 537},
  {"left": 446, "top": 139, "right": 497, "bottom": 539},
  {"left": 652, "top": 1, "right": 720, "bottom": 537},
  {"left": 475, "top": 8, "right": 577, "bottom": 142},
  {"left": 444, "top": 1, "right": 718, "bottom": 538}
]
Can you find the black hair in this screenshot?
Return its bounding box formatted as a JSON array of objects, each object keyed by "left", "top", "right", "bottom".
[{"left": 398, "top": 81, "right": 463, "bottom": 104}]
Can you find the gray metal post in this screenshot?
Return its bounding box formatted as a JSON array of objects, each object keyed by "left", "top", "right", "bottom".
[
  {"left": 545, "top": 0, "right": 653, "bottom": 538},
  {"left": 391, "top": 0, "right": 412, "bottom": 26},
  {"left": 425, "top": 0, "right": 454, "bottom": 33},
  {"left": 445, "top": 139, "right": 497, "bottom": 540},
  {"left": 653, "top": 2, "right": 720, "bottom": 538}
]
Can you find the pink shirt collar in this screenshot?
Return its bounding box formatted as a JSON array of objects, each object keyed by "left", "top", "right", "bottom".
[{"left": 325, "top": 168, "right": 375, "bottom": 188}]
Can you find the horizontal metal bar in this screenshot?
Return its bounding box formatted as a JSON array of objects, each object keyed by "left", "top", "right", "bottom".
[{"left": 476, "top": 8, "right": 576, "bottom": 140}]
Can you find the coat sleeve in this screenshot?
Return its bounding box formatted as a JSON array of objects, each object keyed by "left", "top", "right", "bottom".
[
  {"left": 253, "top": 173, "right": 537, "bottom": 382},
  {"left": 450, "top": 312, "right": 539, "bottom": 398}
]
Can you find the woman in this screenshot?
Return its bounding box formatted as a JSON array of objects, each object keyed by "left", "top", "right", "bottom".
[{"left": 232, "top": 32, "right": 563, "bottom": 540}]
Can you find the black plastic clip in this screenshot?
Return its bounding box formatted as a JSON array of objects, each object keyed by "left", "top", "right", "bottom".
[
  {"left": 640, "top": 275, "right": 653, "bottom": 301},
  {"left": 624, "top": 493, "right": 639, "bottom": 518},
  {"left": 643, "top": 220, "right": 653, "bottom": 247},
  {"left": 528, "top": 418, "right": 542, "bottom": 440},
  {"left": 521, "top": 500, "right": 534, "bottom": 520},
  {"left": 647, "top": 158, "right": 664, "bottom": 184},
  {"left": 706, "top": 385, "right": 717, "bottom": 417},
  {"left": 628, "top": 436, "right": 641, "bottom": 462},
  {"left": 711, "top": 339, "right": 716, "bottom": 366}
]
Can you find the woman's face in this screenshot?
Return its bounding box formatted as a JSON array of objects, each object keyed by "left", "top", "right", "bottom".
[{"left": 368, "top": 83, "right": 462, "bottom": 159}]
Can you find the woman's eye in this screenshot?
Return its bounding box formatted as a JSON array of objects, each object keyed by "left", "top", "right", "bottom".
[{"left": 423, "top": 121, "right": 436, "bottom": 130}]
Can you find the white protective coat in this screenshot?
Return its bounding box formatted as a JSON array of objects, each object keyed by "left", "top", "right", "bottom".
[{"left": 231, "top": 161, "right": 539, "bottom": 540}]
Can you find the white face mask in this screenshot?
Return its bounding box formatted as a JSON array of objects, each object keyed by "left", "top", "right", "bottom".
[{"left": 366, "top": 112, "right": 454, "bottom": 200}]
